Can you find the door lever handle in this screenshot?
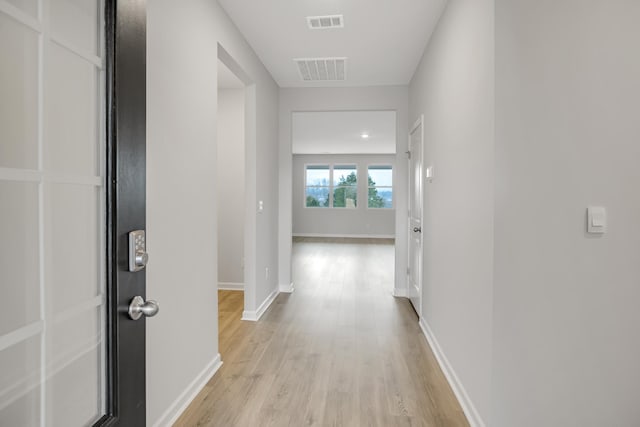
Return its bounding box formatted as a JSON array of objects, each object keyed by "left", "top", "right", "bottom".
[
  {"left": 413, "top": 227, "right": 422, "bottom": 233},
  {"left": 128, "top": 296, "right": 159, "bottom": 320}
]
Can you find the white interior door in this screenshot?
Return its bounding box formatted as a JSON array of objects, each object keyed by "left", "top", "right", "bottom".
[
  {"left": 0, "top": 0, "right": 106, "bottom": 425},
  {"left": 408, "top": 117, "right": 423, "bottom": 316}
]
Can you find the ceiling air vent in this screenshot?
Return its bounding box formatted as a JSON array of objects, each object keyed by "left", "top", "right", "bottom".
[
  {"left": 306, "top": 15, "right": 344, "bottom": 30},
  {"left": 294, "top": 57, "right": 347, "bottom": 82}
]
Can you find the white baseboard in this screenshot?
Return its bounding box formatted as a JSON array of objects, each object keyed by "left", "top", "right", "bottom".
[
  {"left": 152, "top": 354, "right": 223, "bottom": 427},
  {"left": 279, "top": 282, "right": 294, "bottom": 293},
  {"left": 242, "top": 286, "right": 279, "bottom": 321},
  {"left": 418, "top": 318, "right": 486, "bottom": 427},
  {"left": 293, "top": 233, "right": 395, "bottom": 239},
  {"left": 393, "top": 287, "right": 407, "bottom": 297},
  {"left": 218, "top": 282, "right": 244, "bottom": 291}
]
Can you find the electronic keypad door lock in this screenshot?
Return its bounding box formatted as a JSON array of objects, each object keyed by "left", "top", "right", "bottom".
[{"left": 128, "top": 230, "right": 149, "bottom": 272}]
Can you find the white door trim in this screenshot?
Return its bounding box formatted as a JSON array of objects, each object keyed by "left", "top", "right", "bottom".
[{"left": 410, "top": 115, "right": 424, "bottom": 135}]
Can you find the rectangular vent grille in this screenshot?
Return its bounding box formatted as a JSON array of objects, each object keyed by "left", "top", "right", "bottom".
[
  {"left": 306, "top": 15, "right": 344, "bottom": 30},
  {"left": 295, "top": 57, "right": 347, "bottom": 81}
]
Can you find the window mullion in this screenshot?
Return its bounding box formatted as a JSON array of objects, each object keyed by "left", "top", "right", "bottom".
[{"left": 329, "top": 166, "right": 334, "bottom": 208}]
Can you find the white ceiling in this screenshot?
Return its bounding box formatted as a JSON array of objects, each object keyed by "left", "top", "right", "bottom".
[
  {"left": 218, "top": 60, "right": 244, "bottom": 89},
  {"left": 217, "top": 0, "right": 447, "bottom": 88},
  {"left": 292, "top": 111, "right": 396, "bottom": 154}
]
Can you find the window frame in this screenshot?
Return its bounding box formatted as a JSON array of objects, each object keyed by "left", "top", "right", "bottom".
[
  {"left": 303, "top": 163, "right": 359, "bottom": 209},
  {"left": 366, "top": 164, "right": 394, "bottom": 209},
  {"left": 331, "top": 163, "right": 358, "bottom": 209},
  {"left": 304, "top": 163, "right": 331, "bottom": 208}
]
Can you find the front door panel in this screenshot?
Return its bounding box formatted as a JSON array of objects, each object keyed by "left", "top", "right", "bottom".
[
  {"left": 0, "top": 1, "right": 148, "bottom": 425},
  {"left": 0, "top": 0, "right": 107, "bottom": 424}
]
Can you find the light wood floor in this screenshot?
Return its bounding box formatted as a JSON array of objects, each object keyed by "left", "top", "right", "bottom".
[{"left": 175, "top": 238, "right": 469, "bottom": 427}]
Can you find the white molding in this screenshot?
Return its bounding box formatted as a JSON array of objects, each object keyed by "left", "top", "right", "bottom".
[
  {"left": 293, "top": 233, "right": 395, "bottom": 239},
  {"left": 410, "top": 114, "right": 424, "bottom": 135},
  {"left": 0, "top": 369, "right": 39, "bottom": 412},
  {"left": 48, "top": 337, "right": 101, "bottom": 383},
  {"left": 50, "top": 33, "right": 104, "bottom": 69},
  {"left": 418, "top": 318, "right": 486, "bottom": 427},
  {"left": 218, "top": 282, "right": 244, "bottom": 291},
  {"left": 0, "top": 168, "right": 103, "bottom": 187},
  {"left": 0, "top": 0, "right": 42, "bottom": 34},
  {"left": 0, "top": 336, "right": 102, "bottom": 412},
  {"left": 53, "top": 294, "right": 104, "bottom": 324},
  {"left": 44, "top": 172, "right": 103, "bottom": 186},
  {"left": 393, "top": 287, "right": 407, "bottom": 297},
  {"left": 151, "top": 354, "right": 223, "bottom": 427},
  {"left": 0, "top": 167, "right": 42, "bottom": 182},
  {"left": 279, "top": 282, "right": 294, "bottom": 293},
  {"left": 242, "top": 287, "right": 278, "bottom": 321},
  {"left": 0, "top": 321, "right": 43, "bottom": 352}
]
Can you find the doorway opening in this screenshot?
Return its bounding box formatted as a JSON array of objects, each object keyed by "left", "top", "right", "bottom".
[
  {"left": 290, "top": 110, "right": 397, "bottom": 295},
  {"left": 217, "top": 59, "right": 245, "bottom": 294},
  {"left": 215, "top": 44, "right": 258, "bottom": 358}
]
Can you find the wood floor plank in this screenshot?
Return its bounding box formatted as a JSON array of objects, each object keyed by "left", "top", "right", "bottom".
[{"left": 174, "top": 238, "right": 469, "bottom": 427}]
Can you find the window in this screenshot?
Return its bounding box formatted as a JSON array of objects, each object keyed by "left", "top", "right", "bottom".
[
  {"left": 368, "top": 165, "right": 393, "bottom": 208},
  {"left": 305, "top": 164, "right": 358, "bottom": 208},
  {"left": 305, "top": 165, "right": 330, "bottom": 207},
  {"left": 332, "top": 165, "right": 357, "bottom": 208}
]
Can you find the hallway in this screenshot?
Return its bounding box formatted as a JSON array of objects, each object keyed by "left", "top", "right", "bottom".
[
  {"left": 1, "top": 0, "right": 639, "bottom": 425},
  {"left": 176, "top": 239, "right": 468, "bottom": 426}
]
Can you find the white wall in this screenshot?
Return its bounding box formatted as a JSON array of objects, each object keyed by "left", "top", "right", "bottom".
[
  {"left": 292, "top": 154, "right": 396, "bottom": 237},
  {"left": 146, "top": 1, "right": 279, "bottom": 425},
  {"left": 493, "top": 2, "right": 640, "bottom": 426},
  {"left": 279, "top": 86, "right": 409, "bottom": 294},
  {"left": 408, "top": 0, "right": 494, "bottom": 424},
  {"left": 217, "top": 89, "right": 245, "bottom": 285}
]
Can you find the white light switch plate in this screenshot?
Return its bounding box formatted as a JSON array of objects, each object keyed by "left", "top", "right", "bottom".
[
  {"left": 587, "top": 206, "right": 606, "bottom": 234},
  {"left": 425, "top": 166, "right": 434, "bottom": 183}
]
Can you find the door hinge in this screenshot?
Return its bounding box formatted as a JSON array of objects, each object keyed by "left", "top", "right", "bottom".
[
  {"left": 405, "top": 150, "right": 411, "bottom": 159},
  {"left": 406, "top": 266, "right": 410, "bottom": 275}
]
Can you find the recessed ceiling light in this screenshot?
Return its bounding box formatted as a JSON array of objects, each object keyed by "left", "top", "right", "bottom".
[{"left": 361, "top": 133, "right": 369, "bottom": 139}]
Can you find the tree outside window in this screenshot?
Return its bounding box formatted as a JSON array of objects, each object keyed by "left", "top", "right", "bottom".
[
  {"left": 368, "top": 165, "right": 393, "bottom": 208},
  {"left": 333, "top": 166, "right": 357, "bottom": 208},
  {"left": 305, "top": 164, "right": 358, "bottom": 208},
  {"left": 305, "top": 164, "right": 392, "bottom": 209}
]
